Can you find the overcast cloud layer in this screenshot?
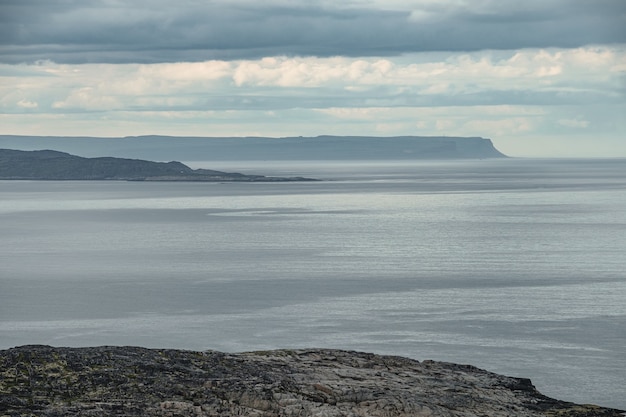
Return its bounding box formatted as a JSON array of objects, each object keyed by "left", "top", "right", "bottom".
[
  {"left": 1, "top": 0, "right": 625, "bottom": 156},
  {"left": 2, "top": 0, "right": 625, "bottom": 64}
]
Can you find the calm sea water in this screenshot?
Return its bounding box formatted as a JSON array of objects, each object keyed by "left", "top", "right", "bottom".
[{"left": 1, "top": 158, "right": 625, "bottom": 409}]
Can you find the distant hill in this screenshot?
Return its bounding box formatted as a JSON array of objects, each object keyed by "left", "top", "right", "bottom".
[
  {"left": 0, "top": 149, "right": 313, "bottom": 181},
  {"left": 0, "top": 135, "right": 506, "bottom": 162}
]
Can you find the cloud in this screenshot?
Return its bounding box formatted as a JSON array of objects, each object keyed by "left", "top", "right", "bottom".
[
  {"left": 231, "top": 57, "right": 395, "bottom": 87},
  {"left": 1, "top": 0, "right": 625, "bottom": 64},
  {"left": 17, "top": 99, "right": 38, "bottom": 109},
  {"left": 1, "top": 46, "right": 623, "bottom": 114},
  {"left": 51, "top": 87, "right": 121, "bottom": 110},
  {"left": 557, "top": 118, "right": 590, "bottom": 128}
]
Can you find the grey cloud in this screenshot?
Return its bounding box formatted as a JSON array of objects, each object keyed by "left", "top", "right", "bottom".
[{"left": 1, "top": 0, "right": 625, "bottom": 64}]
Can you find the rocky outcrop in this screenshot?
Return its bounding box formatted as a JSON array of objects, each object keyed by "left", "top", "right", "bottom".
[
  {"left": 0, "top": 346, "right": 622, "bottom": 417},
  {"left": 0, "top": 149, "right": 314, "bottom": 181}
]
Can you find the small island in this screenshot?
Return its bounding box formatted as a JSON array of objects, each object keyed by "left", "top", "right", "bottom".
[
  {"left": 1, "top": 346, "right": 622, "bottom": 417},
  {"left": 0, "top": 149, "right": 315, "bottom": 182}
]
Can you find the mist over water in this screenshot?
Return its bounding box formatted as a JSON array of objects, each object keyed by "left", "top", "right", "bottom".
[{"left": 1, "top": 158, "right": 625, "bottom": 409}]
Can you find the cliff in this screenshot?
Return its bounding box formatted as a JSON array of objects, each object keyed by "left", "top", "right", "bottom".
[
  {"left": 0, "top": 346, "right": 621, "bottom": 417},
  {"left": 0, "top": 135, "right": 507, "bottom": 161},
  {"left": 0, "top": 149, "right": 313, "bottom": 182}
]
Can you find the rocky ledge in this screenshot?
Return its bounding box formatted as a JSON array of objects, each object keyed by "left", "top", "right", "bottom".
[{"left": 0, "top": 346, "right": 622, "bottom": 417}]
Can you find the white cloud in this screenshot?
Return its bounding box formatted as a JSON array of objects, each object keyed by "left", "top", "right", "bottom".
[
  {"left": 463, "top": 117, "right": 534, "bottom": 135},
  {"left": 435, "top": 119, "right": 457, "bottom": 131},
  {"left": 52, "top": 87, "right": 121, "bottom": 110},
  {"left": 315, "top": 105, "right": 542, "bottom": 139},
  {"left": 17, "top": 99, "right": 38, "bottom": 109},
  {"left": 139, "top": 61, "right": 233, "bottom": 82},
  {"left": 3, "top": 46, "right": 623, "bottom": 112},
  {"left": 558, "top": 118, "right": 590, "bottom": 128},
  {"left": 231, "top": 57, "right": 396, "bottom": 87}
]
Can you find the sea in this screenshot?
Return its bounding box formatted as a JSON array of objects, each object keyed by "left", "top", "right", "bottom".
[{"left": 1, "top": 158, "right": 625, "bottom": 409}]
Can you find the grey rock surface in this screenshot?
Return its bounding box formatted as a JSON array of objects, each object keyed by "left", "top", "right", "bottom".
[{"left": 0, "top": 346, "right": 622, "bottom": 417}]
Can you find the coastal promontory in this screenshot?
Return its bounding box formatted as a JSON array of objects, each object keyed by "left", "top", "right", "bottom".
[
  {"left": 0, "top": 149, "right": 313, "bottom": 182},
  {"left": 0, "top": 135, "right": 507, "bottom": 161},
  {"left": 0, "top": 345, "right": 622, "bottom": 417}
]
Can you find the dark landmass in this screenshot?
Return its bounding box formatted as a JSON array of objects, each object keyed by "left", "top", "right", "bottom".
[
  {"left": 0, "top": 149, "right": 314, "bottom": 182},
  {"left": 0, "top": 135, "right": 507, "bottom": 161},
  {"left": 1, "top": 346, "right": 621, "bottom": 417}
]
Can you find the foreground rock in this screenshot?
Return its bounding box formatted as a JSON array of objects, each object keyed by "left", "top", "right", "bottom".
[
  {"left": 0, "top": 149, "right": 315, "bottom": 182},
  {"left": 1, "top": 346, "right": 622, "bottom": 417}
]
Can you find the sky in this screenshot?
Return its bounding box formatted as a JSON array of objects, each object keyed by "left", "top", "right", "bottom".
[{"left": 1, "top": 0, "right": 625, "bottom": 157}]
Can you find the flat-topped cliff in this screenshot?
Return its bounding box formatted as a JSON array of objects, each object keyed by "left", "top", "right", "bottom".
[
  {"left": 0, "top": 135, "right": 507, "bottom": 161},
  {"left": 0, "top": 346, "right": 621, "bottom": 417}
]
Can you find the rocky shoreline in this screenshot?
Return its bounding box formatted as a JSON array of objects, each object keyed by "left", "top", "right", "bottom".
[{"left": 0, "top": 345, "right": 622, "bottom": 417}]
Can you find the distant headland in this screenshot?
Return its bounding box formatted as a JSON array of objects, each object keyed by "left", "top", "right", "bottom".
[
  {"left": 0, "top": 135, "right": 507, "bottom": 161},
  {"left": 0, "top": 149, "right": 314, "bottom": 182}
]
